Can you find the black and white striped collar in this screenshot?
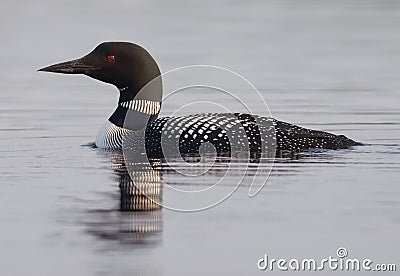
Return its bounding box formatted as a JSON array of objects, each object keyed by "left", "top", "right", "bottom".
[{"left": 119, "top": 99, "right": 161, "bottom": 115}]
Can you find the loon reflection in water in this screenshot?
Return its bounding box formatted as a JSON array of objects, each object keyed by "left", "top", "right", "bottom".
[
  {"left": 38, "top": 42, "right": 362, "bottom": 158},
  {"left": 87, "top": 149, "right": 163, "bottom": 245}
]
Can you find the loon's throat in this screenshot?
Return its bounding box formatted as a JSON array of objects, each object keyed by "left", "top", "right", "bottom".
[
  {"left": 117, "top": 86, "right": 137, "bottom": 102},
  {"left": 117, "top": 86, "right": 161, "bottom": 115},
  {"left": 109, "top": 86, "right": 161, "bottom": 129}
]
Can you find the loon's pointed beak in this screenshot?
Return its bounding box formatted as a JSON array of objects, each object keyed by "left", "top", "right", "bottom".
[{"left": 38, "top": 58, "right": 99, "bottom": 74}]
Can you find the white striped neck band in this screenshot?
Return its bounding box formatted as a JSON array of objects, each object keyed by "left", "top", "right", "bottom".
[{"left": 119, "top": 99, "right": 161, "bottom": 115}]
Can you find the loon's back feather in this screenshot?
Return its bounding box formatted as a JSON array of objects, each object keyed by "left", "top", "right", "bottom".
[{"left": 273, "top": 120, "right": 361, "bottom": 151}]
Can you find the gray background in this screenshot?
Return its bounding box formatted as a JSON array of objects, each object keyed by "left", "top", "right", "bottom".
[{"left": 1, "top": 0, "right": 399, "bottom": 275}]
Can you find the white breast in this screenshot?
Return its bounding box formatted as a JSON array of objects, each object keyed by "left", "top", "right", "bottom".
[{"left": 95, "top": 120, "right": 127, "bottom": 149}]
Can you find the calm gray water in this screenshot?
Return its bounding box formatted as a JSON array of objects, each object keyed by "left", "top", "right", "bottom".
[{"left": 1, "top": 0, "right": 400, "bottom": 275}]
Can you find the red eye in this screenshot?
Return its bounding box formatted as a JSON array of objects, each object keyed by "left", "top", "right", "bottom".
[{"left": 106, "top": 55, "right": 115, "bottom": 63}]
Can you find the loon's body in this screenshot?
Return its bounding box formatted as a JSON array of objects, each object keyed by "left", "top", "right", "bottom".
[
  {"left": 95, "top": 113, "right": 358, "bottom": 158},
  {"left": 39, "top": 42, "right": 361, "bottom": 157}
]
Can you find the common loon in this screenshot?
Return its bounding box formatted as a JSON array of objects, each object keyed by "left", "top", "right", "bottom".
[{"left": 38, "top": 42, "right": 361, "bottom": 157}]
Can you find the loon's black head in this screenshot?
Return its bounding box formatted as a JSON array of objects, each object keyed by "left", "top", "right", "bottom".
[
  {"left": 38, "top": 42, "right": 161, "bottom": 93},
  {"left": 39, "top": 42, "right": 163, "bottom": 128}
]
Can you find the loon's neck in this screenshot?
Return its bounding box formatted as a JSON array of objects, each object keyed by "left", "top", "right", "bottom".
[{"left": 109, "top": 84, "right": 162, "bottom": 129}]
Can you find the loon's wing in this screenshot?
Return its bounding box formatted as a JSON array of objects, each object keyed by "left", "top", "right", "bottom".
[{"left": 273, "top": 119, "right": 362, "bottom": 151}]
